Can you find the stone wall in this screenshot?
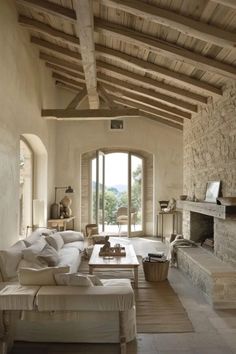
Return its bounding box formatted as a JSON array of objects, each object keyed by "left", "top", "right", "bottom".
[{"left": 183, "top": 82, "right": 236, "bottom": 267}]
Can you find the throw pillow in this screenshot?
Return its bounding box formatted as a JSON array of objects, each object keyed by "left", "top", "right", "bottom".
[
  {"left": 0, "top": 240, "right": 26, "bottom": 281},
  {"left": 18, "top": 266, "right": 70, "bottom": 286},
  {"left": 37, "top": 244, "right": 59, "bottom": 266},
  {"left": 59, "top": 231, "right": 84, "bottom": 243},
  {"left": 22, "top": 238, "right": 47, "bottom": 263},
  {"left": 87, "top": 274, "right": 103, "bottom": 286},
  {"left": 54, "top": 272, "right": 94, "bottom": 287},
  {"left": 45, "top": 233, "right": 64, "bottom": 251},
  {"left": 17, "top": 259, "right": 47, "bottom": 270}
]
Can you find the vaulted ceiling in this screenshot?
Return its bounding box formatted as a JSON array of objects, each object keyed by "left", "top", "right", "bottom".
[{"left": 15, "top": 0, "right": 236, "bottom": 130}]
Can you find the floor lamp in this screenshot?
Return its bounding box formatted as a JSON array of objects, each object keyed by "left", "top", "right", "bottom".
[{"left": 50, "top": 186, "right": 74, "bottom": 219}]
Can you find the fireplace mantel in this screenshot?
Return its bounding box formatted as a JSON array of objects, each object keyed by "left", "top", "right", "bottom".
[{"left": 177, "top": 200, "right": 236, "bottom": 219}]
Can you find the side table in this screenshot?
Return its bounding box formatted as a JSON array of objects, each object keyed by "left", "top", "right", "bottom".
[
  {"left": 157, "top": 211, "right": 180, "bottom": 242},
  {"left": 47, "top": 216, "right": 75, "bottom": 231}
]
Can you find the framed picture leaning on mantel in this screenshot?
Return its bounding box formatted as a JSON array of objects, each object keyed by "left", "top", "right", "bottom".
[{"left": 204, "top": 181, "right": 221, "bottom": 203}]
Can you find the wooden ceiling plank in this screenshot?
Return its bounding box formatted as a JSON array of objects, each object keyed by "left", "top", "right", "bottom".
[
  {"left": 97, "top": 73, "right": 198, "bottom": 112},
  {"left": 211, "top": 0, "right": 236, "bottom": 10},
  {"left": 100, "top": 0, "right": 236, "bottom": 49},
  {"left": 94, "top": 18, "right": 236, "bottom": 80},
  {"left": 16, "top": 0, "right": 77, "bottom": 22},
  {"left": 96, "top": 46, "right": 221, "bottom": 97},
  {"left": 42, "top": 108, "right": 140, "bottom": 120},
  {"left": 75, "top": 0, "right": 99, "bottom": 109},
  {"left": 66, "top": 85, "right": 87, "bottom": 109},
  {"left": 98, "top": 83, "right": 117, "bottom": 108},
  {"left": 102, "top": 83, "right": 191, "bottom": 119},
  {"left": 19, "top": 16, "right": 80, "bottom": 47}
]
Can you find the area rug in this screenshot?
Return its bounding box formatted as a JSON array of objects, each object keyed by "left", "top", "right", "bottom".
[{"left": 79, "top": 259, "right": 194, "bottom": 334}]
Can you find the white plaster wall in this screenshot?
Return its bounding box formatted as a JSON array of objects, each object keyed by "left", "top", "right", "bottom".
[
  {"left": 0, "top": 0, "right": 58, "bottom": 247},
  {"left": 54, "top": 109, "right": 183, "bottom": 235}
]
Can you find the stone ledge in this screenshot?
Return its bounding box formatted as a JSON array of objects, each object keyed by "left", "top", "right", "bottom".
[{"left": 177, "top": 247, "right": 236, "bottom": 309}]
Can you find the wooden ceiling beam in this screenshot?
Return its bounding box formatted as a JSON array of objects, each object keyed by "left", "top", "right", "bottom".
[
  {"left": 75, "top": 0, "right": 99, "bottom": 109},
  {"left": 16, "top": 0, "right": 77, "bottom": 22},
  {"left": 98, "top": 83, "right": 118, "bottom": 108},
  {"left": 31, "top": 37, "right": 82, "bottom": 61},
  {"left": 52, "top": 72, "right": 84, "bottom": 85},
  {"left": 100, "top": 0, "right": 236, "bottom": 49},
  {"left": 19, "top": 16, "right": 80, "bottom": 47},
  {"left": 30, "top": 23, "right": 220, "bottom": 99},
  {"left": 102, "top": 83, "right": 191, "bottom": 119},
  {"left": 42, "top": 54, "right": 197, "bottom": 112},
  {"left": 41, "top": 49, "right": 209, "bottom": 104},
  {"left": 96, "top": 49, "right": 214, "bottom": 100},
  {"left": 94, "top": 18, "right": 236, "bottom": 80},
  {"left": 56, "top": 80, "right": 184, "bottom": 126},
  {"left": 97, "top": 72, "right": 198, "bottom": 112},
  {"left": 110, "top": 94, "right": 184, "bottom": 126},
  {"left": 42, "top": 108, "right": 140, "bottom": 120},
  {"left": 211, "top": 0, "right": 236, "bottom": 9}
]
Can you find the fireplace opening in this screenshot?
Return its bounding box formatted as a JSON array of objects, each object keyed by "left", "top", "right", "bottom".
[{"left": 190, "top": 212, "right": 214, "bottom": 251}]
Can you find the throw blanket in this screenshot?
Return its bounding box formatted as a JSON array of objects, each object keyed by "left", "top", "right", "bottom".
[{"left": 170, "top": 236, "right": 197, "bottom": 266}]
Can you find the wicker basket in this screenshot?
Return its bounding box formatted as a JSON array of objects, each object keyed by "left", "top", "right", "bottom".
[{"left": 142, "top": 260, "right": 169, "bottom": 281}]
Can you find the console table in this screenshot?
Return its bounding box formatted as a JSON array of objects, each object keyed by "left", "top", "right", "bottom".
[{"left": 47, "top": 216, "right": 75, "bottom": 231}]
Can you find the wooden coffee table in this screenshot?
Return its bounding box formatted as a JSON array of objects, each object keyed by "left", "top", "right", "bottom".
[{"left": 89, "top": 244, "right": 140, "bottom": 288}]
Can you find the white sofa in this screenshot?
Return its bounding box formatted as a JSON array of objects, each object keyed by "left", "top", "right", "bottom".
[{"left": 0, "top": 228, "right": 136, "bottom": 352}]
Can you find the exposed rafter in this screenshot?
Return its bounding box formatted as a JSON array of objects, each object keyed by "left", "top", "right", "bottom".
[
  {"left": 75, "top": 0, "right": 99, "bottom": 109},
  {"left": 16, "top": 0, "right": 77, "bottom": 22},
  {"left": 98, "top": 83, "right": 118, "bottom": 108},
  {"left": 21, "top": 16, "right": 220, "bottom": 98},
  {"left": 211, "top": 0, "right": 236, "bottom": 9},
  {"left": 42, "top": 108, "right": 140, "bottom": 120},
  {"left": 100, "top": 0, "right": 236, "bottom": 49},
  {"left": 19, "top": 16, "right": 221, "bottom": 98},
  {"left": 94, "top": 18, "right": 236, "bottom": 79}
]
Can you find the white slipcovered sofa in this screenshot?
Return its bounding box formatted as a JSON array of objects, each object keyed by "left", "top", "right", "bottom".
[{"left": 0, "top": 228, "right": 136, "bottom": 353}]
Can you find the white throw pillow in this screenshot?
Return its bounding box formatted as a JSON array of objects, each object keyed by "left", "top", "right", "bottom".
[
  {"left": 22, "top": 238, "right": 47, "bottom": 263},
  {"left": 45, "top": 233, "right": 64, "bottom": 251},
  {"left": 87, "top": 274, "right": 103, "bottom": 286},
  {"left": 59, "top": 231, "right": 84, "bottom": 243},
  {"left": 0, "top": 240, "right": 26, "bottom": 281},
  {"left": 54, "top": 272, "right": 94, "bottom": 287},
  {"left": 18, "top": 266, "right": 70, "bottom": 286},
  {"left": 37, "top": 244, "right": 59, "bottom": 266}
]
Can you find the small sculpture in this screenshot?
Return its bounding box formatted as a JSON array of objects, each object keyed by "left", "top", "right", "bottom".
[
  {"left": 101, "top": 236, "right": 111, "bottom": 252},
  {"left": 59, "top": 195, "right": 72, "bottom": 218}
]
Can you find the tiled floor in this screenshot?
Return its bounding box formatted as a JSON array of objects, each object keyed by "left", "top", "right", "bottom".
[
  {"left": 128, "top": 237, "right": 236, "bottom": 354},
  {"left": 11, "top": 237, "right": 236, "bottom": 354}
]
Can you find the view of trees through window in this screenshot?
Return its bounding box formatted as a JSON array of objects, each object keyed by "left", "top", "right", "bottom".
[{"left": 92, "top": 152, "right": 142, "bottom": 230}]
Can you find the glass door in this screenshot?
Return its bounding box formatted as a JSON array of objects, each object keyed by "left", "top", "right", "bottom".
[{"left": 91, "top": 150, "right": 105, "bottom": 232}]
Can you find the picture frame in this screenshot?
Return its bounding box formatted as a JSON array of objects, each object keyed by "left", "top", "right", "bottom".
[{"left": 204, "top": 181, "right": 221, "bottom": 203}]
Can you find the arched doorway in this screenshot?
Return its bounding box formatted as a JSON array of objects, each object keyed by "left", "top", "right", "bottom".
[{"left": 81, "top": 148, "right": 153, "bottom": 237}]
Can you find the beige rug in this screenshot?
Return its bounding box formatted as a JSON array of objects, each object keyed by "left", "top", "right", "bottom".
[{"left": 79, "top": 259, "right": 194, "bottom": 333}]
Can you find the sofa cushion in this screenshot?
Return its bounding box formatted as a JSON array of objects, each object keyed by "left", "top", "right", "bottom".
[
  {"left": 63, "top": 241, "right": 84, "bottom": 252},
  {"left": 0, "top": 240, "right": 26, "bottom": 281},
  {"left": 59, "top": 231, "right": 84, "bottom": 243},
  {"left": 88, "top": 275, "right": 103, "bottom": 286},
  {"left": 37, "top": 244, "right": 60, "bottom": 267},
  {"left": 58, "top": 247, "right": 81, "bottom": 273},
  {"left": 24, "top": 228, "right": 51, "bottom": 246},
  {"left": 54, "top": 272, "right": 94, "bottom": 287},
  {"left": 18, "top": 266, "right": 70, "bottom": 286},
  {"left": 18, "top": 259, "right": 47, "bottom": 270},
  {"left": 45, "top": 233, "right": 64, "bottom": 251},
  {"left": 22, "top": 238, "right": 47, "bottom": 263}
]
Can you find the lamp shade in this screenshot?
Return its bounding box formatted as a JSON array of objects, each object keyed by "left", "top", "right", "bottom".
[{"left": 65, "top": 186, "right": 74, "bottom": 193}]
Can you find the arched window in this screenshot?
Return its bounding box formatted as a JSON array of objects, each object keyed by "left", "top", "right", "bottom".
[{"left": 19, "top": 138, "right": 33, "bottom": 236}]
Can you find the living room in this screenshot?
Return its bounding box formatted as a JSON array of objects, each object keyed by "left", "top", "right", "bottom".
[{"left": 1, "top": 0, "right": 236, "bottom": 353}]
